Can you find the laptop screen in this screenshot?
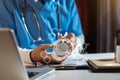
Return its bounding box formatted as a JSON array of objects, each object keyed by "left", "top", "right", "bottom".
[
  {"left": 0, "top": 28, "right": 55, "bottom": 80},
  {"left": 0, "top": 28, "right": 29, "bottom": 80}
]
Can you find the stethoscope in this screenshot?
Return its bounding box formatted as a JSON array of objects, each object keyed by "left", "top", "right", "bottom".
[{"left": 21, "top": 0, "right": 61, "bottom": 42}]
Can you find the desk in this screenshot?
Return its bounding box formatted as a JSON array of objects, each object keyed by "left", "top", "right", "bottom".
[{"left": 41, "top": 53, "right": 120, "bottom": 80}]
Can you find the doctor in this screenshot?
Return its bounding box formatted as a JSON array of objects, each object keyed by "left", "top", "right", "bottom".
[{"left": 0, "top": 0, "right": 84, "bottom": 64}]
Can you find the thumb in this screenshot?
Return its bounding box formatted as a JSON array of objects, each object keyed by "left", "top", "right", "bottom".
[{"left": 40, "top": 44, "right": 56, "bottom": 51}]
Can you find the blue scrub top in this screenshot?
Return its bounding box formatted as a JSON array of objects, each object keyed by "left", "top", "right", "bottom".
[{"left": 0, "top": 0, "right": 83, "bottom": 49}]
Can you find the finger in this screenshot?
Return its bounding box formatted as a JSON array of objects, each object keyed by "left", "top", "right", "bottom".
[
  {"left": 62, "top": 38, "right": 71, "bottom": 44},
  {"left": 58, "top": 34, "right": 64, "bottom": 39},
  {"left": 64, "top": 33, "right": 75, "bottom": 39},
  {"left": 35, "top": 44, "right": 55, "bottom": 51},
  {"left": 70, "top": 37, "right": 77, "bottom": 42},
  {"left": 41, "top": 44, "right": 56, "bottom": 50}
]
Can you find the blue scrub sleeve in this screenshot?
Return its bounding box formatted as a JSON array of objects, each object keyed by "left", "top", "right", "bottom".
[{"left": 68, "top": 0, "right": 83, "bottom": 36}]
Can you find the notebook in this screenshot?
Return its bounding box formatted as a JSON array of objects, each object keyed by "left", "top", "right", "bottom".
[
  {"left": 87, "top": 58, "right": 120, "bottom": 72},
  {"left": 0, "top": 28, "right": 55, "bottom": 80}
]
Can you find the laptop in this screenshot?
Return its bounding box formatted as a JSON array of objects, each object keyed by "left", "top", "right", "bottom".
[{"left": 0, "top": 28, "right": 55, "bottom": 80}]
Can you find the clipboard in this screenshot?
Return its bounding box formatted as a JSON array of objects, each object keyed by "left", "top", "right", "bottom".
[{"left": 87, "top": 58, "right": 120, "bottom": 72}]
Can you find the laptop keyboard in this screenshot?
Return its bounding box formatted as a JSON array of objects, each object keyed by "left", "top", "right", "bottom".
[{"left": 27, "top": 72, "right": 40, "bottom": 78}]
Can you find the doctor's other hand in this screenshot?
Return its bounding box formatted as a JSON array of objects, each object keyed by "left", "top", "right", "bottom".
[
  {"left": 58, "top": 33, "right": 77, "bottom": 49},
  {"left": 30, "top": 44, "right": 69, "bottom": 64}
]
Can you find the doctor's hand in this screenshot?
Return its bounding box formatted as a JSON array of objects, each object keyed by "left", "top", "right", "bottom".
[
  {"left": 58, "top": 33, "right": 77, "bottom": 49},
  {"left": 30, "top": 44, "right": 69, "bottom": 64}
]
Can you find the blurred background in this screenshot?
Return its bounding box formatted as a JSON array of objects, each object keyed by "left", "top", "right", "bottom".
[{"left": 76, "top": 0, "right": 120, "bottom": 53}]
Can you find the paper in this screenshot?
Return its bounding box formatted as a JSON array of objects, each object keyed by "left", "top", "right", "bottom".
[{"left": 62, "top": 52, "right": 88, "bottom": 66}]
